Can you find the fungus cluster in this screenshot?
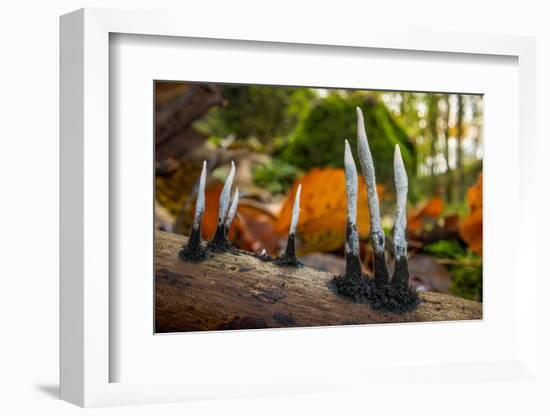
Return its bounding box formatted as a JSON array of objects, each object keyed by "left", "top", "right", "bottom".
[
  {"left": 179, "top": 160, "right": 303, "bottom": 266},
  {"left": 179, "top": 107, "right": 419, "bottom": 313},
  {"left": 207, "top": 161, "right": 239, "bottom": 252},
  {"left": 179, "top": 160, "right": 239, "bottom": 261},
  {"left": 332, "top": 107, "right": 419, "bottom": 313}
]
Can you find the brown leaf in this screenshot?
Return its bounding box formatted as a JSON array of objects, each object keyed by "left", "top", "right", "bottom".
[{"left": 234, "top": 203, "right": 279, "bottom": 254}]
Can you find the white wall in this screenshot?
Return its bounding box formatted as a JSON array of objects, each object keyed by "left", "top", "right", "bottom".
[{"left": 1, "top": 1, "right": 548, "bottom": 414}]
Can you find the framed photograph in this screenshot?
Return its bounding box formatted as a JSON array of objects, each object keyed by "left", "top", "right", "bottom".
[{"left": 60, "top": 8, "right": 538, "bottom": 408}]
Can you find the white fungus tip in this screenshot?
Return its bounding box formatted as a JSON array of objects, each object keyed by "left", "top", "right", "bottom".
[
  {"left": 225, "top": 187, "right": 239, "bottom": 228},
  {"left": 193, "top": 161, "right": 207, "bottom": 229},
  {"left": 394, "top": 145, "right": 403, "bottom": 167},
  {"left": 344, "top": 140, "right": 356, "bottom": 176},
  {"left": 356, "top": 107, "right": 367, "bottom": 140},
  {"left": 289, "top": 184, "right": 301, "bottom": 235},
  {"left": 393, "top": 145, "right": 408, "bottom": 189},
  {"left": 217, "top": 161, "right": 236, "bottom": 222},
  {"left": 344, "top": 140, "right": 358, "bottom": 212},
  {"left": 344, "top": 139, "right": 351, "bottom": 156}
]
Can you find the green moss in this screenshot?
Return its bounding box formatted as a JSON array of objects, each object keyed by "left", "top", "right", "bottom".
[
  {"left": 280, "top": 93, "right": 415, "bottom": 189},
  {"left": 196, "top": 86, "right": 315, "bottom": 145}
]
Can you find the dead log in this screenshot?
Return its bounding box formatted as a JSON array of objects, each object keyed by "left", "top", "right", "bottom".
[{"left": 155, "top": 231, "right": 482, "bottom": 332}]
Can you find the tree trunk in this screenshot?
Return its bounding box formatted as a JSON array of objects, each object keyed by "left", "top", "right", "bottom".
[
  {"left": 428, "top": 95, "right": 439, "bottom": 193},
  {"left": 155, "top": 231, "right": 482, "bottom": 332},
  {"left": 444, "top": 96, "right": 452, "bottom": 202},
  {"left": 455, "top": 94, "right": 464, "bottom": 203}
]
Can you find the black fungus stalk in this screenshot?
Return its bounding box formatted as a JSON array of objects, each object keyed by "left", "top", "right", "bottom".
[
  {"left": 275, "top": 184, "right": 303, "bottom": 267},
  {"left": 209, "top": 221, "right": 228, "bottom": 249},
  {"left": 344, "top": 222, "right": 363, "bottom": 280},
  {"left": 207, "top": 161, "right": 237, "bottom": 252},
  {"left": 356, "top": 107, "right": 390, "bottom": 286},
  {"left": 210, "top": 189, "right": 239, "bottom": 252},
  {"left": 179, "top": 161, "right": 208, "bottom": 262}
]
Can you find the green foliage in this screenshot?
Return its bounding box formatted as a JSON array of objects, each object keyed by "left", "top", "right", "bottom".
[
  {"left": 280, "top": 92, "right": 415, "bottom": 189},
  {"left": 253, "top": 159, "right": 300, "bottom": 194},
  {"left": 197, "top": 86, "right": 315, "bottom": 145},
  {"left": 448, "top": 266, "right": 483, "bottom": 303},
  {"left": 424, "top": 240, "right": 482, "bottom": 302},
  {"left": 423, "top": 240, "right": 465, "bottom": 258}
]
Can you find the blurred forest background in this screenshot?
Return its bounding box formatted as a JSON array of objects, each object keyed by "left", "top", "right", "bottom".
[{"left": 155, "top": 82, "right": 483, "bottom": 301}]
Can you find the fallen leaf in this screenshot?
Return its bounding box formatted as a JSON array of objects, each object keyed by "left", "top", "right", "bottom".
[
  {"left": 459, "top": 173, "right": 483, "bottom": 255},
  {"left": 407, "top": 196, "right": 444, "bottom": 233},
  {"left": 276, "top": 168, "right": 383, "bottom": 255},
  {"left": 234, "top": 203, "right": 279, "bottom": 254},
  {"left": 197, "top": 183, "right": 279, "bottom": 254},
  {"left": 199, "top": 183, "right": 236, "bottom": 240}
]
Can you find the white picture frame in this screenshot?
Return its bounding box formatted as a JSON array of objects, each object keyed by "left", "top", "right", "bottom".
[{"left": 60, "top": 7, "right": 538, "bottom": 408}]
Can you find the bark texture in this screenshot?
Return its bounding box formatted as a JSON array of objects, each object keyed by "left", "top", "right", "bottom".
[{"left": 155, "top": 231, "right": 482, "bottom": 332}]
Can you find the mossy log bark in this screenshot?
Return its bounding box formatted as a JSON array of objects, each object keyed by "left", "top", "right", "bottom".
[{"left": 155, "top": 231, "right": 482, "bottom": 332}]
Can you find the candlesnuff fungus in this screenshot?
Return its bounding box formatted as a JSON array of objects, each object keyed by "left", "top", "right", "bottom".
[
  {"left": 343, "top": 139, "right": 363, "bottom": 281},
  {"left": 275, "top": 184, "right": 303, "bottom": 267},
  {"left": 208, "top": 161, "right": 238, "bottom": 252},
  {"left": 383, "top": 144, "right": 418, "bottom": 310},
  {"left": 332, "top": 108, "right": 419, "bottom": 313},
  {"left": 392, "top": 144, "right": 410, "bottom": 290},
  {"left": 356, "top": 107, "right": 390, "bottom": 286},
  {"left": 179, "top": 160, "right": 208, "bottom": 262}
]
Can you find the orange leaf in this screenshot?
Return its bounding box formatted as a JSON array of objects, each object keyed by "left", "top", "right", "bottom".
[
  {"left": 459, "top": 173, "right": 483, "bottom": 255},
  {"left": 200, "top": 183, "right": 233, "bottom": 239},
  {"left": 407, "top": 196, "right": 444, "bottom": 233},
  {"left": 276, "top": 168, "right": 383, "bottom": 255}
]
